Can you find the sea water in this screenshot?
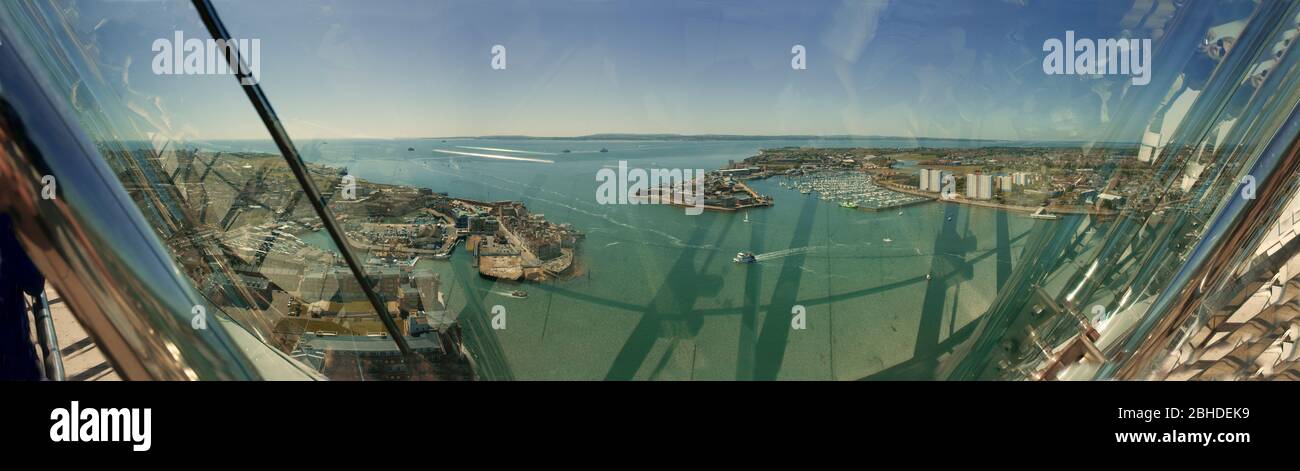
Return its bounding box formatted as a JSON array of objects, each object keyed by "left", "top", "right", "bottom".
[{"left": 224, "top": 137, "right": 1045, "bottom": 380}]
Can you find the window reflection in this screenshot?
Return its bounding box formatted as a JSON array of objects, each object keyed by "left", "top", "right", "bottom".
[{"left": 5, "top": 0, "right": 1300, "bottom": 380}]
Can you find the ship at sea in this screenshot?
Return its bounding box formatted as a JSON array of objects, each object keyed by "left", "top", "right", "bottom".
[
  {"left": 733, "top": 251, "right": 757, "bottom": 264},
  {"left": 313, "top": 136, "right": 1048, "bottom": 380}
]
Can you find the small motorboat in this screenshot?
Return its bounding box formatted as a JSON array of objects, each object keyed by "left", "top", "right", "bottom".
[
  {"left": 733, "top": 252, "right": 757, "bottom": 264},
  {"left": 510, "top": 290, "right": 528, "bottom": 299},
  {"left": 883, "top": 238, "right": 893, "bottom": 243}
]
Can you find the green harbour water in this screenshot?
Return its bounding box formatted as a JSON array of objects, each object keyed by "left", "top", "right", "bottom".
[{"left": 278, "top": 138, "right": 1047, "bottom": 380}]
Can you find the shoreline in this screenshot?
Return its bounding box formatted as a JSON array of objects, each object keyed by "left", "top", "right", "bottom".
[{"left": 877, "top": 181, "right": 1118, "bottom": 216}]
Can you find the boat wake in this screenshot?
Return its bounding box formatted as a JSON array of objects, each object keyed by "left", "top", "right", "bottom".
[
  {"left": 431, "top": 149, "right": 555, "bottom": 163},
  {"left": 456, "top": 145, "right": 556, "bottom": 156},
  {"left": 753, "top": 246, "right": 819, "bottom": 261}
]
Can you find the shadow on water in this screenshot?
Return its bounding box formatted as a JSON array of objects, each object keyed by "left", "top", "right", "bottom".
[
  {"left": 500, "top": 216, "right": 1027, "bottom": 315},
  {"left": 752, "top": 195, "right": 820, "bottom": 380},
  {"left": 997, "top": 208, "right": 1012, "bottom": 290},
  {"left": 458, "top": 184, "right": 1029, "bottom": 380},
  {"left": 909, "top": 203, "right": 979, "bottom": 379},
  {"left": 603, "top": 211, "right": 734, "bottom": 380},
  {"left": 736, "top": 206, "right": 766, "bottom": 380},
  {"left": 863, "top": 212, "right": 1034, "bottom": 380}
]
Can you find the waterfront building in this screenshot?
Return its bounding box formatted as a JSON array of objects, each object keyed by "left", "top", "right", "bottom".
[
  {"left": 924, "top": 169, "right": 950, "bottom": 193},
  {"left": 467, "top": 216, "right": 499, "bottom": 235},
  {"left": 717, "top": 167, "right": 759, "bottom": 178},
  {"left": 1096, "top": 192, "right": 1126, "bottom": 210},
  {"left": 997, "top": 175, "right": 1014, "bottom": 192},
  {"left": 979, "top": 174, "right": 993, "bottom": 199},
  {"left": 528, "top": 237, "right": 563, "bottom": 260},
  {"left": 1013, "top": 171, "right": 1034, "bottom": 186},
  {"left": 966, "top": 173, "right": 994, "bottom": 200}
]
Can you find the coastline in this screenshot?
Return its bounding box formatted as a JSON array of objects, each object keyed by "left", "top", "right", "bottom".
[{"left": 877, "top": 181, "right": 1118, "bottom": 216}]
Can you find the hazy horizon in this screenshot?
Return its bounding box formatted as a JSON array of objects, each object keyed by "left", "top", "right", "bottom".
[
  {"left": 80, "top": 0, "right": 1172, "bottom": 142},
  {"left": 187, "top": 133, "right": 1133, "bottom": 147}
]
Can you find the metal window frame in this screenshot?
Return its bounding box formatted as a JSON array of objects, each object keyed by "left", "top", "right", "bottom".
[{"left": 188, "top": 0, "right": 412, "bottom": 355}]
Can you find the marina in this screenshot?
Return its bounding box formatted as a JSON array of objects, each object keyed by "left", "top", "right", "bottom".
[
  {"left": 781, "top": 171, "right": 930, "bottom": 211},
  {"left": 291, "top": 137, "right": 1047, "bottom": 380}
]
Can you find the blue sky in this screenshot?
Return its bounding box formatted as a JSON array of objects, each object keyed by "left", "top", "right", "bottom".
[{"left": 80, "top": 0, "right": 1163, "bottom": 141}]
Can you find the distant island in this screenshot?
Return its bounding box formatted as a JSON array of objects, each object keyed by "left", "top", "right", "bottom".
[{"left": 418, "top": 133, "right": 1137, "bottom": 148}]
